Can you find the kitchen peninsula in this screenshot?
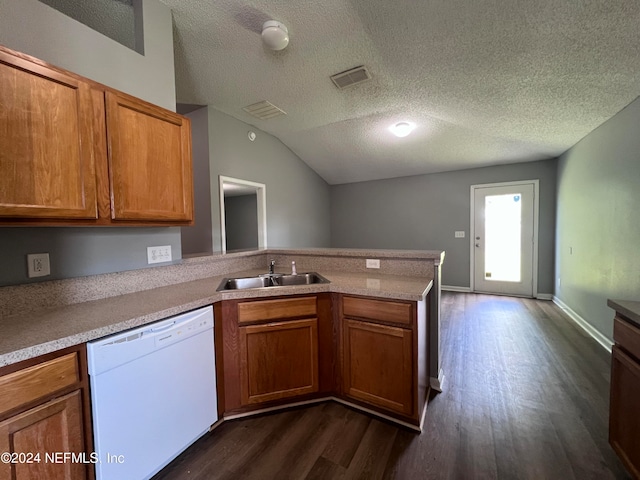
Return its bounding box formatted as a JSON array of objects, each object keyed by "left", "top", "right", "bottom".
[{"left": 0, "top": 248, "right": 443, "bottom": 433}]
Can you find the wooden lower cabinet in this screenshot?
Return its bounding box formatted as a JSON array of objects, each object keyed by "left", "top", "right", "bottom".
[
  {"left": 219, "top": 294, "right": 334, "bottom": 413},
  {"left": 0, "top": 391, "right": 86, "bottom": 480},
  {"left": 609, "top": 311, "right": 640, "bottom": 479},
  {"left": 339, "top": 294, "right": 429, "bottom": 425},
  {"left": 218, "top": 292, "right": 427, "bottom": 427},
  {"left": 0, "top": 346, "right": 92, "bottom": 480},
  {"left": 342, "top": 319, "right": 413, "bottom": 416},
  {"left": 239, "top": 318, "right": 319, "bottom": 405}
]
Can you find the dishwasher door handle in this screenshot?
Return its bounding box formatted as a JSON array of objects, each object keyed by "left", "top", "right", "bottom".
[{"left": 149, "top": 321, "right": 177, "bottom": 333}]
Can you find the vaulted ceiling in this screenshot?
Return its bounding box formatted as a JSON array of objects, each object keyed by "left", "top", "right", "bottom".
[{"left": 161, "top": 0, "right": 640, "bottom": 184}]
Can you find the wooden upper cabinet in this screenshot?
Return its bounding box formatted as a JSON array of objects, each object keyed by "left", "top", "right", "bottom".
[
  {"left": 0, "top": 45, "right": 194, "bottom": 226},
  {"left": 0, "top": 50, "right": 97, "bottom": 219},
  {"left": 106, "top": 91, "right": 193, "bottom": 222}
]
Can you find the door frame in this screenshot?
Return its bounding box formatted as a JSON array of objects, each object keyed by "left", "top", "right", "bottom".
[
  {"left": 219, "top": 175, "right": 267, "bottom": 252},
  {"left": 469, "top": 179, "right": 539, "bottom": 297}
]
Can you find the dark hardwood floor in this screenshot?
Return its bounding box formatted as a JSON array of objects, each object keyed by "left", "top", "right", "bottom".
[{"left": 154, "top": 293, "right": 630, "bottom": 480}]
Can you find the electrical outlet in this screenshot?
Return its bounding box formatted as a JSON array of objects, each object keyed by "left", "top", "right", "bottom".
[
  {"left": 27, "top": 253, "right": 50, "bottom": 278},
  {"left": 455, "top": 231, "right": 465, "bottom": 238},
  {"left": 366, "top": 259, "right": 380, "bottom": 269},
  {"left": 147, "top": 245, "right": 172, "bottom": 264}
]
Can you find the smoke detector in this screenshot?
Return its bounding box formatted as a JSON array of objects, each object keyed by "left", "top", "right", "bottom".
[{"left": 262, "top": 21, "right": 289, "bottom": 51}]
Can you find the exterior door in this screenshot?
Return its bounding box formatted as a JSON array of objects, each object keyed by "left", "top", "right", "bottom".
[{"left": 472, "top": 181, "right": 537, "bottom": 297}]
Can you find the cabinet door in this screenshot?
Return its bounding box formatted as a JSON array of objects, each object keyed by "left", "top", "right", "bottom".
[
  {"left": 342, "top": 319, "right": 413, "bottom": 416},
  {"left": 106, "top": 91, "right": 193, "bottom": 222},
  {"left": 0, "top": 50, "right": 97, "bottom": 219},
  {"left": 239, "top": 319, "right": 319, "bottom": 405},
  {"left": 610, "top": 345, "right": 640, "bottom": 479},
  {"left": 0, "top": 390, "right": 86, "bottom": 480}
]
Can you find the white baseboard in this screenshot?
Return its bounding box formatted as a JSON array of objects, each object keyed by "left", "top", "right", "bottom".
[
  {"left": 536, "top": 293, "right": 553, "bottom": 301},
  {"left": 442, "top": 285, "right": 472, "bottom": 293},
  {"left": 552, "top": 296, "right": 613, "bottom": 353},
  {"left": 430, "top": 369, "right": 445, "bottom": 393}
]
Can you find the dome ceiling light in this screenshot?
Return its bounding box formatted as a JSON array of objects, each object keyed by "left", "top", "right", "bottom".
[
  {"left": 262, "top": 21, "right": 289, "bottom": 51},
  {"left": 390, "top": 122, "right": 416, "bottom": 137}
]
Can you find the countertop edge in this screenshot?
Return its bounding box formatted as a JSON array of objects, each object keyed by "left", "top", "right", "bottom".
[
  {"left": 0, "top": 273, "right": 433, "bottom": 368},
  {"left": 608, "top": 299, "right": 640, "bottom": 326}
]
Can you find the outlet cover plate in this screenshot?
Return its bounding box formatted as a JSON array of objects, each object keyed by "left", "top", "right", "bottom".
[
  {"left": 147, "top": 245, "right": 172, "bottom": 264},
  {"left": 27, "top": 253, "right": 50, "bottom": 278},
  {"left": 366, "top": 259, "right": 380, "bottom": 269},
  {"left": 455, "top": 231, "right": 466, "bottom": 238}
]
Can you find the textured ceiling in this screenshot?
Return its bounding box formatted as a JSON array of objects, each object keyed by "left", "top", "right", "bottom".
[{"left": 161, "top": 0, "right": 640, "bottom": 184}]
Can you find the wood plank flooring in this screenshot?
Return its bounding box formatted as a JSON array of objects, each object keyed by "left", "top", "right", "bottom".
[{"left": 153, "top": 293, "right": 630, "bottom": 480}]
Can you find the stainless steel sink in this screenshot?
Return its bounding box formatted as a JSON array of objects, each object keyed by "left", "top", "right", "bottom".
[{"left": 216, "top": 272, "right": 329, "bottom": 291}]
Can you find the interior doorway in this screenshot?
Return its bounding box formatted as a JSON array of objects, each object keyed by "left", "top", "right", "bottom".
[
  {"left": 219, "top": 176, "right": 267, "bottom": 252},
  {"left": 470, "top": 180, "right": 538, "bottom": 297}
]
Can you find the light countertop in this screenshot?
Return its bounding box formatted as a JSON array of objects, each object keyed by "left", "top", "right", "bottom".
[
  {"left": 0, "top": 269, "right": 433, "bottom": 367},
  {"left": 608, "top": 299, "right": 640, "bottom": 327}
]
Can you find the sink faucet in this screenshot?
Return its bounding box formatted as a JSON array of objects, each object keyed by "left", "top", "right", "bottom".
[{"left": 268, "top": 259, "right": 275, "bottom": 275}]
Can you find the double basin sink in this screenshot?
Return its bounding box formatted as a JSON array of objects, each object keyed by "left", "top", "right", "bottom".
[{"left": 217, "top": 272, "right": 330, "bottom": 291}]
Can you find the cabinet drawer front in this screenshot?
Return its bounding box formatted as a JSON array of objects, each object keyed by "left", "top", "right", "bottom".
[
  {"left": 238, "top": 296, "right": 317, "bottom": 324},
  {"left": 614, "top": 316, "right": 640, "bottom": 361},
  {"left": 343, "top": 296, "right": 412, "bottom": 326},
  {"left": 0, "top": 353, "right": 80, "bottom": 417}
]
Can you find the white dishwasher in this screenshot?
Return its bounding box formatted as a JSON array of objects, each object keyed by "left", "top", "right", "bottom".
[{"left": 87, "top": 306, "right": 217, "bottom": 480}]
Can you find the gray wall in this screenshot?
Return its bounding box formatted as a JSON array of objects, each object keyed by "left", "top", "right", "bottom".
[
  {"left": 225, "top": 194, "right": 259, "bottom": 251},
  {"left": 331, "top": 159, "right": 557, "bottom": 293},
  {"left": 0, "top": 0, "right": 175, "bottom": 110},
  {"left": 0, "top": 0, "right": 181, "bottom": 287},
  {"left": 180, "top": 107, "right": 213, "bottom": 256},
  {"left": 38, "top": 0, "right": 140, "bottom": 53},
  {"left": 555, "top": 96, "right": 640, "bottom": 340},
  {"left": 208, "top": 109, "right": 331, "bottom": 251}
]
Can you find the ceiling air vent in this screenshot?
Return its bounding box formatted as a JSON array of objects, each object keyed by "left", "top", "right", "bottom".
[
  {"left": 330, "top": 66, "right": 371, "bottom": 89},
  {"left": 242, "top": 100, "right": 287, "bottom": 120}
]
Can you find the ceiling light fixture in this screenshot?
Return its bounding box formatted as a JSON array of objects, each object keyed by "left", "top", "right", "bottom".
[
  {"left": 262, "top": 21, "right": 289, "bottom": 51},
  {"left": 390, "top": 122, "right": 415, "bottom": 137}
]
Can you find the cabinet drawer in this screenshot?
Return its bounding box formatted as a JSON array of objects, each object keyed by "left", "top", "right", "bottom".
[
  {"left": 0, "top": 353, "right": 80, "bottom": 417},
  {"left": 343, "top": 296, "right": 412, "bottom": 326},
  {"left": 237, "top": 296, "right": 317, "bottom": 324},
  {"left": 614, "top": 316, "right": 640, "bottom": 360}
]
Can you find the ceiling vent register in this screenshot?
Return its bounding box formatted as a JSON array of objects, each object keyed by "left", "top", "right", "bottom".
[
  {"left": 242, "top": 100, "right": 287, "bottom": 120},
  {"left": 330, "top": 66, "right": 372, "bottom": 89}
]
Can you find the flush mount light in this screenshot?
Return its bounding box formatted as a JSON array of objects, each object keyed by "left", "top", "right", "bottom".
[
  {"left": 390, "top": 122, "right": 416, "bottom": 137},
  {"left": 262, "top": 21, "right": 289, "bottom": 51}
]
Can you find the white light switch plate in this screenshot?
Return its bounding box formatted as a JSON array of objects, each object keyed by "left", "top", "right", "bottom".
[
  {"left": 366, "top": 259, "right": 380, "bottom": 269},
  {"left": 455, "top": 231, "right": 465, "bottom": 238},
  {"left": 147, "top": 245, "right": 172, "bottom": 264},
  {"left": 27, "top": 253, "right": 50, "bottom": 278}
]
